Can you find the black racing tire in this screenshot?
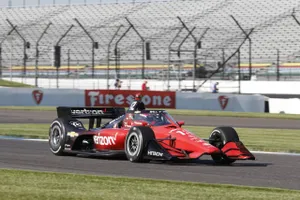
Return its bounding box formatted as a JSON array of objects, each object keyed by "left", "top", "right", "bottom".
[
  {"left": 49, "top": 118, "right": 67, "bottom": 156},
  {"left": 125, "top": 126, "right": 155, "bottom": 163},
  {"left": 209, "top": 126, "right": 240, "bottom": 165}
]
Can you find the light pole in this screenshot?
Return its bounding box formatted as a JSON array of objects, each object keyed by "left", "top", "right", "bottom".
[{"left": 35, "top": 22, "right": 52, "bottom": 87}]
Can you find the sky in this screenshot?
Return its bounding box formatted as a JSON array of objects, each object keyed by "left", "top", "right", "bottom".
[{"left": 0, "top": 0, "right": 156, "bottom": 7}]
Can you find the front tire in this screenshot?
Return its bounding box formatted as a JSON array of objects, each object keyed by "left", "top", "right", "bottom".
[
  {"left": 209, "top": 126, "right": 239, "bottom": 165},
  {"left": 125, "top": 126, "right": 155, "bottom": 163},
  {"left": 49, "top": 118, "right": 67, "bottom": 156}
]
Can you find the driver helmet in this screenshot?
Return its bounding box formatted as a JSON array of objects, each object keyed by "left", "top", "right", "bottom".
[
  {"left": 128, "top": 93, "right": 145, "bottom": 111},
  {"left": 135, "top": 93, "right": 142, "bottom": 101},
  {"left": 134, "top": 101, "right": 145, "bottom": 111}
]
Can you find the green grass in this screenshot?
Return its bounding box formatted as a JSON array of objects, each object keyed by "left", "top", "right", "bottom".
[
  {"left": 0, "top": 106, "right": 299, "bottom": 119},
  {"left": 0, "top": 169, "right": 299, "bottom": 200},
  {"left": 0, "top": 124, "right": 47, "bottom": 139},
  {"left": 166, "top": 109, "right": 295, "bottom": 119},
  {"left": 0, "top": 79, "right": 34, "bottom": 87},
  {"left": 186, "top": 126, "right": 300, "bottom": 153},
  {"left": 0, "top": 124, "right": 299, "bottom": 153}
]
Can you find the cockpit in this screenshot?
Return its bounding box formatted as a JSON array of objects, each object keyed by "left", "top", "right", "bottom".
[
  {"left": 101, "top": 110, "right": 178, "bottom": 129},
  {"left": 132, "top": 111, "right": 173, "bottom": 126}
]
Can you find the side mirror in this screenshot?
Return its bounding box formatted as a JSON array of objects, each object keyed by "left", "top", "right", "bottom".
[{"left": 177, "top": 121, "right": 185, "bottom": 127}]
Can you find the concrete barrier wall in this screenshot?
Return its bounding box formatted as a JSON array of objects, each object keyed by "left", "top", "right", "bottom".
[
  {"left": 0, "top": 88, "right": 84, "bottom": 106},
  {"left": 176, "top": 93, "right": 267, "bottom": 112},
  {"left": 0, "top": 88, "right": 268, "bottom": 113}
]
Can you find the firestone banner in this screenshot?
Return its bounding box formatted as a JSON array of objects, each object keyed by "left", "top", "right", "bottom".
[{"left": 85, "top": 90, "right": 176, "bottom": 109}]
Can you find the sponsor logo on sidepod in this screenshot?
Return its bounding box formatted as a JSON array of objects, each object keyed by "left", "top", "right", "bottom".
[{"left": 94, "top": 133, "right": 118, "bottom": 145}]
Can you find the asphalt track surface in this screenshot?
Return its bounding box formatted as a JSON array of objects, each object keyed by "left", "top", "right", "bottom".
[
  {"left": 0, "top": 110, "right": 300, "bottom": 190},
  {"left": 1, "top": 110, "right": 300, "bottom": 129},
  {"left": 0, "top": 139, "right": 299, "bottom": 190}
]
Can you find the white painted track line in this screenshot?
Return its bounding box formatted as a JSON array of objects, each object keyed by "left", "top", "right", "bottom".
[{"left": 1, "top": 136, "right": 299, "bottom": 156}]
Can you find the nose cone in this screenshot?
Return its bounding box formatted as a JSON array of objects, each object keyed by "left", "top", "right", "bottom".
[
  {"left": 189, "top": 147, "right": 221, "bottom": 159},
  {"left": 167, "top": 127, "right": 222, "bottom": 158},
  {"left": 222, "top": 141, "right": 256, "bottom": 160}
]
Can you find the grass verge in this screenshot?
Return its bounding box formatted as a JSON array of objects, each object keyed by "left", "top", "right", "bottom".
[
  {"left": 0, "top": 106, "right": 299, "bottom": 119},
  {"left": 0, "top": 169, "right": 299, "bottom": 200},
  {"left": 0, "top": 124, "right": 299, "bottom": 153},
  {"left": 186, "top": 126, "right": 300, "bottom": 153},
  {"left": 0, "top": 79, "right": 34, "bottom": 87}
]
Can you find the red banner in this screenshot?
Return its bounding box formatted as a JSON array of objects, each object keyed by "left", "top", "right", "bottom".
[{"left": 85, "top": 90, "right": 176, "bottom": 108}]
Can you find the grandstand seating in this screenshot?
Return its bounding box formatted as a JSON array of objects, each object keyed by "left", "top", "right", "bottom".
[
  {"left": 256, "top": 62, "right": 300, "bottom": 79},
  {"left": 1, "top": 0, "right": 300, "bottom": 79}
]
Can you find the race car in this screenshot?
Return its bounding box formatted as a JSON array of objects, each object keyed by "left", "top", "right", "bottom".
[{"left": 49, "top": 106, "right": 255, "bottom": 165}]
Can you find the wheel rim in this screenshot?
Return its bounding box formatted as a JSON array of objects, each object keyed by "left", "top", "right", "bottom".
[
  {"left": 210, "top": 130, "right": 235, "bottom": 165},
  {"left": 210, "top": 131, "right": 224, "bottom": 149},
  {"left": 50, "top": 125, "right": 62, "bottom": 148},
  {"left": 127, "top": 132, "right": 139, "bottom": 156}
]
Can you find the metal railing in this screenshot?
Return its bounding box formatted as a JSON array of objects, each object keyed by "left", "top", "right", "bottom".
[{"left": 1, "top": 0, "right": 300, "bottom": 90}]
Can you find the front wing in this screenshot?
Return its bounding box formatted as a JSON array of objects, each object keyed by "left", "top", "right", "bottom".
[{"left": 142, "top": 139, "right": 255, "bottom": 162}]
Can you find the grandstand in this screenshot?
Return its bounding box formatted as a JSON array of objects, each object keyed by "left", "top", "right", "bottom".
[{"left": 1, "top": 0, "right": 300, "bottom": 81}]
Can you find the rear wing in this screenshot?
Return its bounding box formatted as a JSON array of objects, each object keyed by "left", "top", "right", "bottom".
[{"left": 56, "top": 107, "right": 126, "bottom": 129}]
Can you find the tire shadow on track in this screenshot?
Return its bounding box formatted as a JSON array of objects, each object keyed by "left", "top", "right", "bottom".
[
  {"left": 67, "top": 153, "right": 272, "bottom": 167},
  {"left": 159, "top": 160, "right": 271, "bottom": 167}
]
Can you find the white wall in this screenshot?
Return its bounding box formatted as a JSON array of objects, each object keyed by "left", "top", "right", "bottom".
[
  {"left": 0, "top": 87, "right": 267, "bottom": 113},
  {"left": 0, "top": 88, "right": 84, "bottom": 106},
  {"left": 5, "top": 87, "right": 300, "bottom": 114},
  {"left": 4, "top": 78, "right": 300, "bottom": 95},
  {"left": 176, "top": 92, "right": 267, "bottom": 112},
  {"left": 269, "top": 98, "right": 300, "bottom": 114}
]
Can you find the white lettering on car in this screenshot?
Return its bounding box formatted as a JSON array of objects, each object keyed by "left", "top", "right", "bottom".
[
  {"left": 176, "top": 130, "right": 185, "bottom": 135},
  {"left": 93, "top": 133, "right": 118, "bottom": 145},
  {"left": 147, "top": 151, "right": 163, "bottom": 157},
  {"left": 169, "top": 129, "right": 209, "bottom": 143},
  {"left": 169, "top": 129, "right": 186, "bottom": 135},
  {"left": 69, "top": 121, "right": 83, "bottom": 128},
  {"left": 129, "top": 101, "right": 137, "bottom": 111},
  {"left": 71, "top": 108, "right": 104, "bottom": 115}
]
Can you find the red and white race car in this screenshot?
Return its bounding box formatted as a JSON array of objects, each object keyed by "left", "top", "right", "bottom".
[{"left": 49, "top": 105, "right": 255, "bottom": 164}]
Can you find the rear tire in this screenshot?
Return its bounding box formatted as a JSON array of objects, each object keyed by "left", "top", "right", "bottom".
[
  {"left": 209, "top": 126, "right": 239, "bottom": 165},
  {"left": 125, "top": 126, "right": 155, "bottom": 163},
  {"left": 49, "top": 118, "right": 67, "bottom": 156}
]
